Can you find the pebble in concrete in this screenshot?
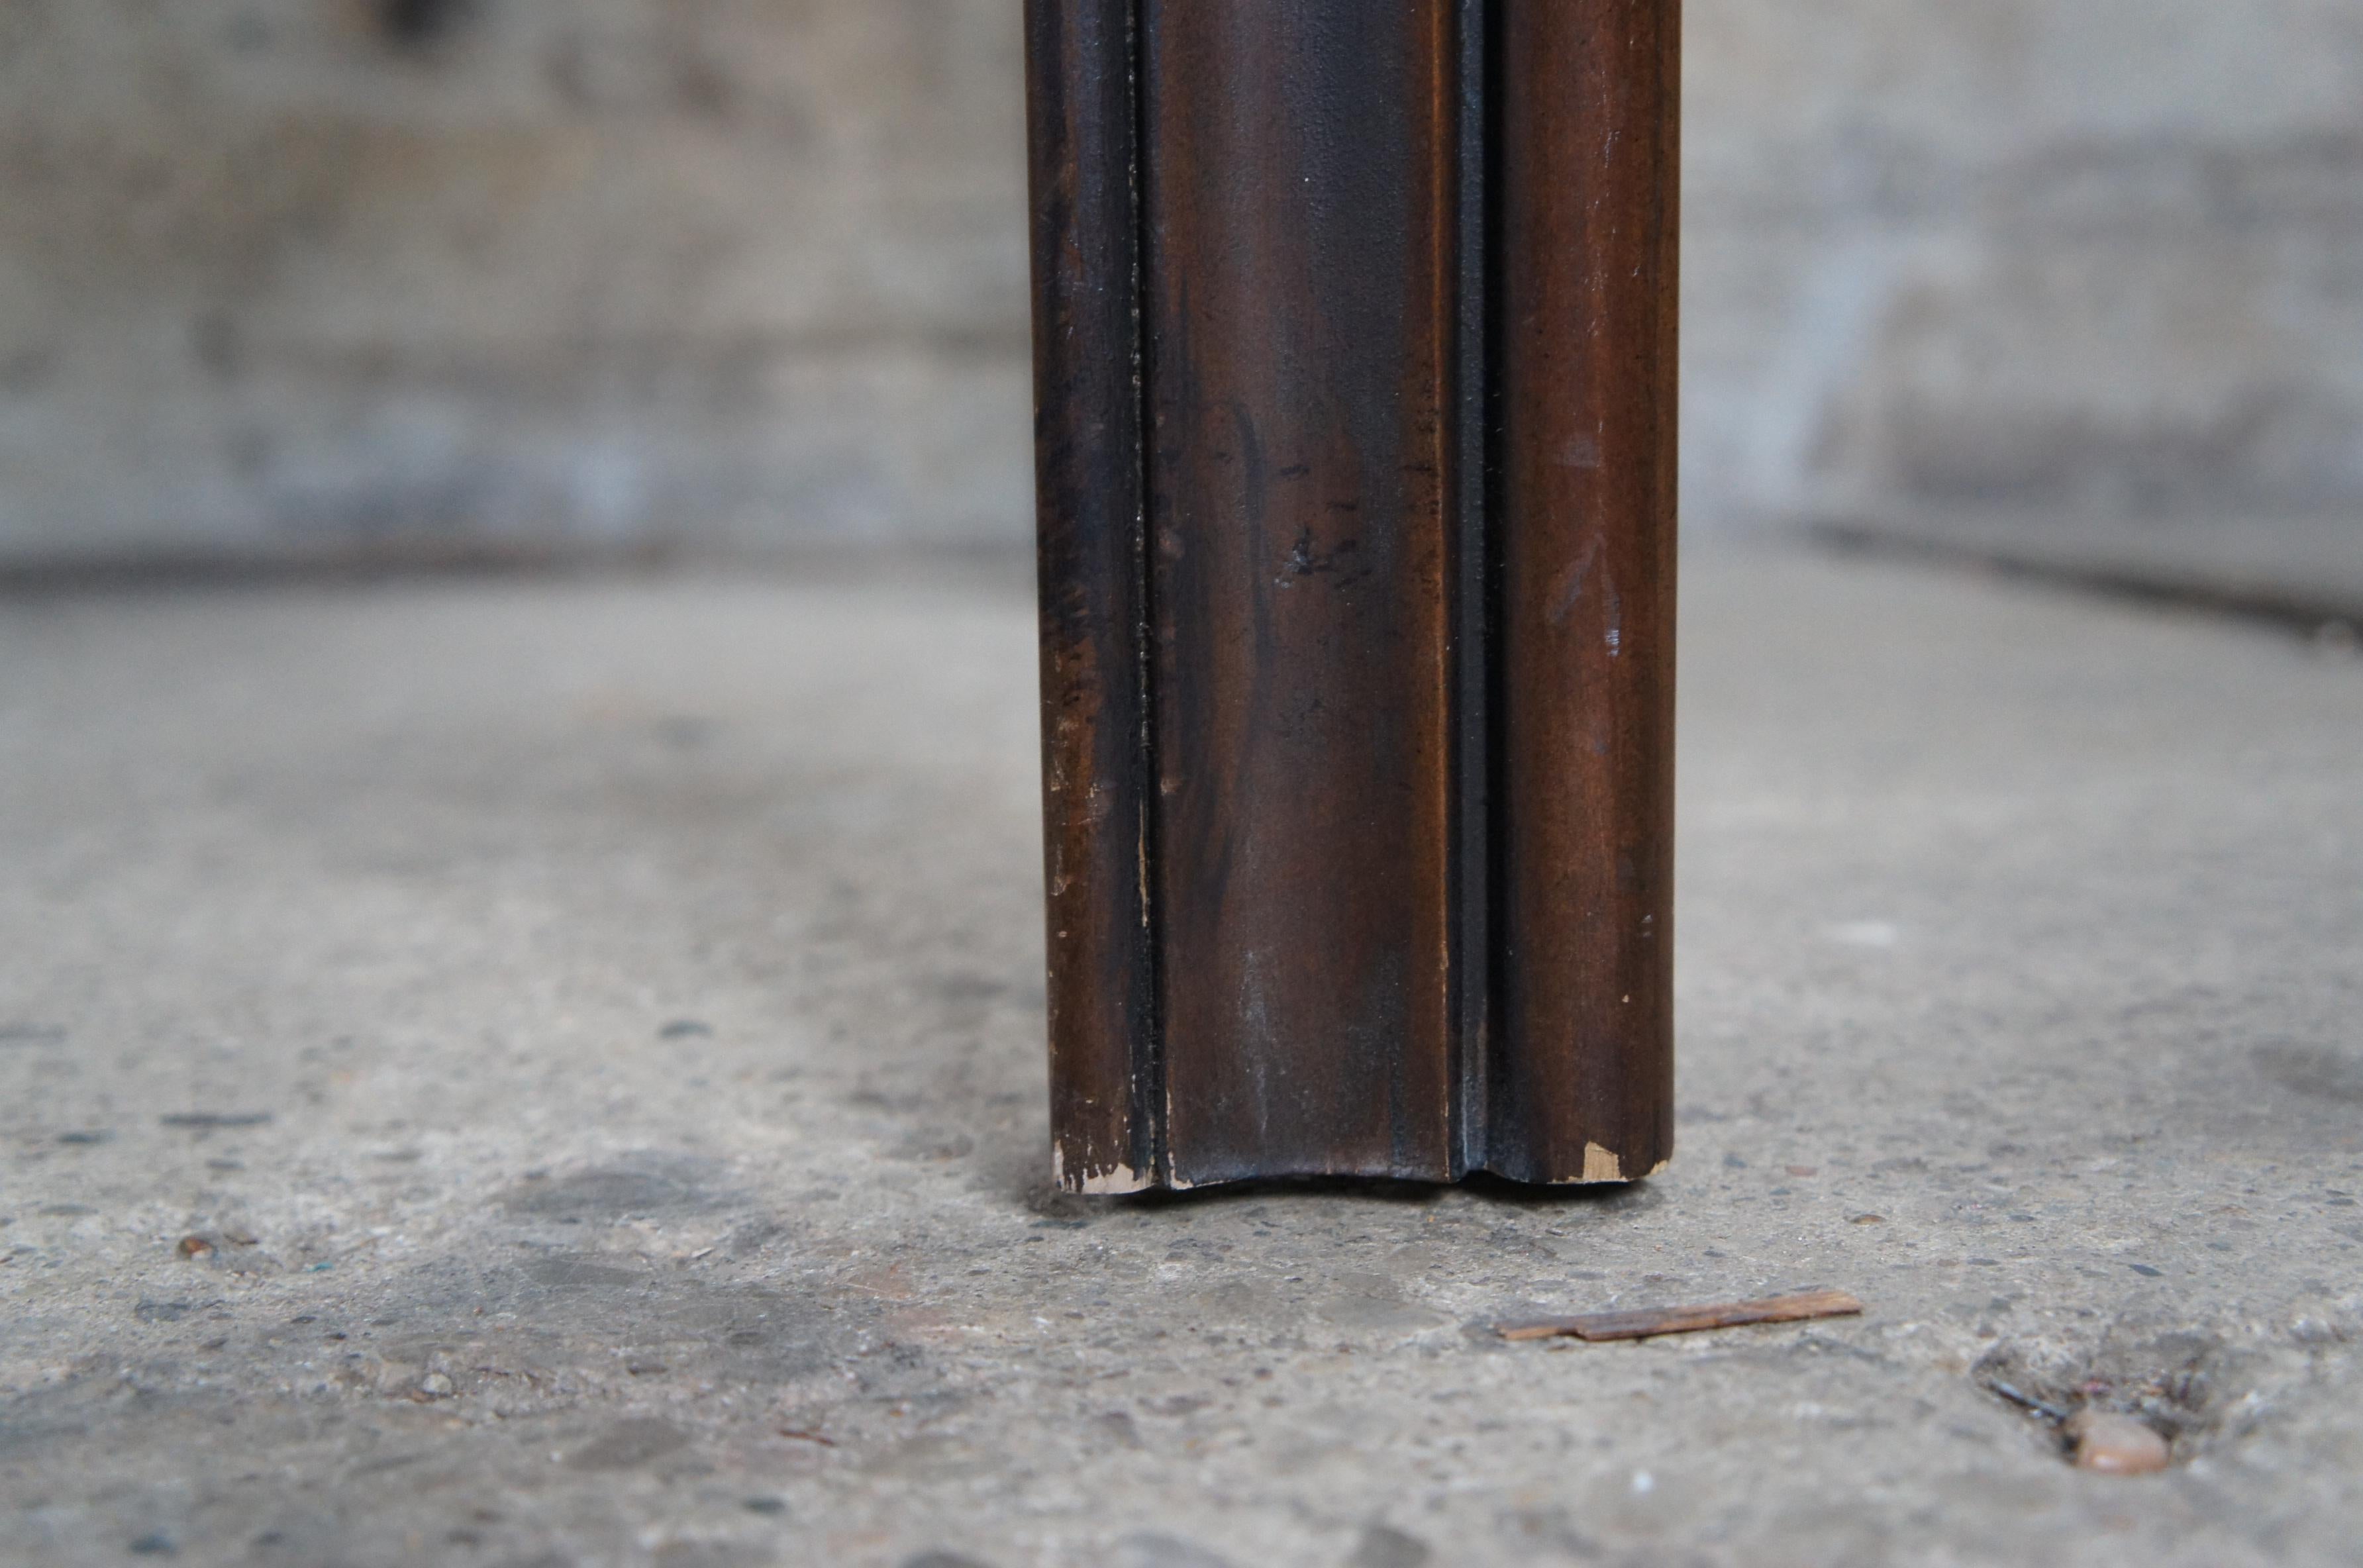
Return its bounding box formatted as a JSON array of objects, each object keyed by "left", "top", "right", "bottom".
[{"left": 2065, "top": 1410, "right": 2172, "bottom": 1475}]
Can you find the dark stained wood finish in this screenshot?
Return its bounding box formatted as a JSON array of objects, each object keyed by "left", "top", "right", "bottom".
[
  {"left": 1491, "top": 0, "right": 1680, "bottom": 1185},
  {"left": 1140, "top": 0, "right": 1459, "bottom": 1187},
  {"left": 1025, "top": 0, "right": 1158, "bottom": 1193},
  {"left": 1028, "top": 0, "right": 1680, "bottom": 1190}
]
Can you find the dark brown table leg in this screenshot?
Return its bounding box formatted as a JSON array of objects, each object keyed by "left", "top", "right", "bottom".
[{"left": 1028, "top": 0, "right": 1678, "bottom": 1191}]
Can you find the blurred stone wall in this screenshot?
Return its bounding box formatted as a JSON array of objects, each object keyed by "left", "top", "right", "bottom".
[
  {"left": 1687, "top": 0, "right": 2363, "bottom": 528},
  {"left": 0, "top": 0, "right": 1033, "bottom": 562},
  {"left": 1, "top": 0, "right": 2358, "bottom": 564}
]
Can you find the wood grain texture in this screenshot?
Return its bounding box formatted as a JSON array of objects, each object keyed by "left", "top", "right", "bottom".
[
  {"left": 1489, "top": 0, "right": 1680, "bottom": 1185},
  {"left": 1141, "top": 0, "right": 1459, "bottom": 1186},
  {"left": 1025, "top": 0, "right": 1159, "bottom": 1193},
  {"left": 1028, "top": 0, "right": 1681, "bottom": 1189}
]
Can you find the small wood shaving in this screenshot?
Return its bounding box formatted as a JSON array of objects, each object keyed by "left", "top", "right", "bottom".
[{"left": 1497, "top": 1288, "right": 1865, "bottom": 1343}]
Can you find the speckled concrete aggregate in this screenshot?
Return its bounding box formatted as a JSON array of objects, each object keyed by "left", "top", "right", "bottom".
[{"left": 3, "top": 548, "right": 2359, "bottom": 1566}]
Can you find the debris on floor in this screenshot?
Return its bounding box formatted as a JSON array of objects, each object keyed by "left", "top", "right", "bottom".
[
  {"left": 1974, "top": 1336, "right": 2227, "bottom": 1474},
  {"left": 1496, "top": 1288, "right": 1864, "bottom": 1343},
  {"left": 1989, "top": 1381, "right": 2069, "bottom": 1422},
  {"left": 2064, "top": 1410, "right": 2172, "bottom": 1475}
]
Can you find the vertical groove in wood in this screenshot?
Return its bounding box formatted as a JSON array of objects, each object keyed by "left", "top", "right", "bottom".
[
  {"left": 1025, "top": 0, "right": 1159, "bottom": 1194},
  {"left": 1123, "top": 0, "right": 1170, "bottom": 1192},
  {"left": 1489, "top": 0, "right": 1681, "bottom": 1183},
  {"left": 1140, "top": 0, "right": 1458, "bottom": 1185},
  {"left": 1450, "top": 0, "right": 1493, "bottom": 1180}
]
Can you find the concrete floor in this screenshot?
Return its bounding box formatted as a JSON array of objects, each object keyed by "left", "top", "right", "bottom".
[{"left": 3, "top": 546, "right": 2360, "bottom": 1567}]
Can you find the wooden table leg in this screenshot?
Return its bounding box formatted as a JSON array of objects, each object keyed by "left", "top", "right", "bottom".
[{"left": 1028, "top": 0, "right": 1678, "bottom": 1191}]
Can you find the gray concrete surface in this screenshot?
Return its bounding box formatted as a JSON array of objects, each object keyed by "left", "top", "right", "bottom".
[
  {"left": 1813, "top": 509, "right": 2363, "bottom": 630},
  {"left": 3, "top": 546, "right": 2361, "bottom": 1566}
]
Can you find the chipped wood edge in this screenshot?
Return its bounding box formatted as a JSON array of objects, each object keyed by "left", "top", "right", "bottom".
[
  {"left": 1050, "top": 1147, "right": 1156, "bottom": 1196},
  {"left": 1519, "top": 1145, "right": 1672, "bottom": 1186}
]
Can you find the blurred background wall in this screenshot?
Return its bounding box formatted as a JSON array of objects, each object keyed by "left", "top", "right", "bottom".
[
  {"left": 1688, "top": 0, "right": 2363, "bottom": 532},
  {"left": 1, "top": 0, "right": 2358, "bottom": 567}
]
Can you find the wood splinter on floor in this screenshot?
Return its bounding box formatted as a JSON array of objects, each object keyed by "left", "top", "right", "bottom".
[{"left": 1496, "top": 1288, "right": 1865, "bottom": 1343}]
